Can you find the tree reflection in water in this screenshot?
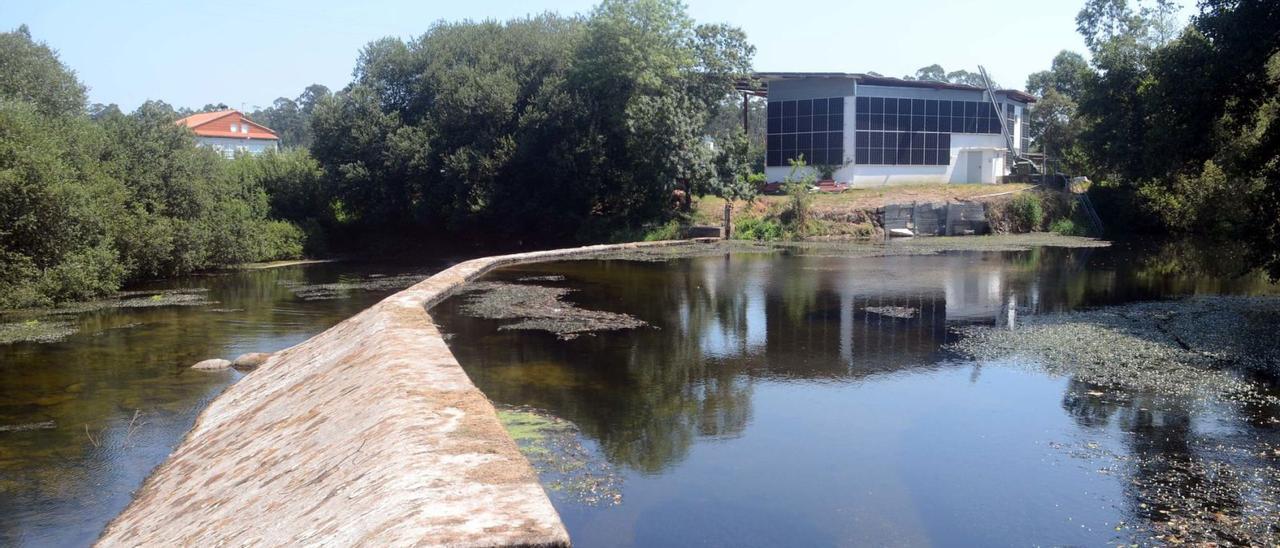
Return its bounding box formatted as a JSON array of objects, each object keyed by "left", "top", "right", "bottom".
[{"left": 434, "top": 240, "right": 1280, "bottom": 545}]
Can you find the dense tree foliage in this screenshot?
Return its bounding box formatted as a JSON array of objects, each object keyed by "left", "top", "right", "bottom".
[
  {"left": 248, "top": 84, "right": 330, "bottom": 149},
  {"left": 1022, "top": 0, "right": 1279, "bottom": 275},
  {"left": 0, "top": 27, "right": 305, "bottom": 308},
  {"left": 310, "top": 0, "right": 753, "bottom": 242},
  {"left": 903, "top": 64, "right": 991, "bottom": 87}
]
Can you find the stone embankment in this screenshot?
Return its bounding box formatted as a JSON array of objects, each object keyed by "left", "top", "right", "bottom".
[{"left": 98, "top": 239, "right": 708, "bottom": 547}]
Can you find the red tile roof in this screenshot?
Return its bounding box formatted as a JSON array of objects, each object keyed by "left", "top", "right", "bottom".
[{"left": 175, "top": 110, "right": 279, "bottom": 140}]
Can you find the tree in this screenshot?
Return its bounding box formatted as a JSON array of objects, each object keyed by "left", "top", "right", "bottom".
[
  {"left": 1025, "top": 51, "right": 1093, "bottom": 174},
  {"left": 901, "top": 64, "right": 992, "bottom": 87},
  {"left": 1, "top": 26, "right": 306, "bottom": 306},
  {"left": 309, "top": 1, "right": 754, "bottom": 243},
  {"left": 0, "top": 25, "right": 87, "bottom": 117},
  {"left": 249, "top": 84, "right": 330, "bottom": 148}
]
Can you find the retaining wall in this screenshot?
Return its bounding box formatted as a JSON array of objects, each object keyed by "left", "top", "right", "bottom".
[{"left": 98, "top": 240, "right": 705, "bottom": 547}]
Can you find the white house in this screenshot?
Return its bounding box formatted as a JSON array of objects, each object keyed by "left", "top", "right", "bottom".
[
  {"left": 175, "top": 109, "right": 279, "bottom": 158},
  {"left": 757, "top": 73, "right": 1035, "bottom": 186}
]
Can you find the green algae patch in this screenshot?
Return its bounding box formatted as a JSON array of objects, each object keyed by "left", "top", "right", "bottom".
[
  {"left": 497, "top": 406, "right": 622, "bottom": 506},
  {"left": 498, "top": 408, "right": 565, "bottom": 455},
  {"left": 0, "top": 319, "right": 77, "bottom": 345}
]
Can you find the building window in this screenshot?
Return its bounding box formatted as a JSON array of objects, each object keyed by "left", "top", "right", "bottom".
[
  {"left": 230, "top": 122, "right": 238, "bottom": 133},
  {"left": 241, "top": 121, "right": 249, "bottom": 134},
  {"left": 766, "top": 97, "right": 844, "bottom": 167},
  {"left": 1020, "top": 106, "right": 1030, "bottom": 152}
]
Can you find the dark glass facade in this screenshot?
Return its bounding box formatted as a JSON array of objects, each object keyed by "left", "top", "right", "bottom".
[
  {"left": 851, "top": 96, "right": 1002, "bottom": 166},
  {"left": 766, "top": 97, "right": 844, "bottom": 167},
  {"left": 767, "top": 92, "right": 1023, "bottom": 169}
]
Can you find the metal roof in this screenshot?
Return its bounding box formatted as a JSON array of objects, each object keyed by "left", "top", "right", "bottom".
[{"left": 743, "top": 72, "right": 1036, "bottom": 103}]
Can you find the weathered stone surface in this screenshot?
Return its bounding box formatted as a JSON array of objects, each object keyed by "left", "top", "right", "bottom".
[
  {"left": 231, "top": 352, "right": 271, "bottom": 370},
  {"left": 99, "top": 239, "right": 703, "bottom": 547},
  {"left": 190, "top": 358, "right": 231, "bottom": 371}
]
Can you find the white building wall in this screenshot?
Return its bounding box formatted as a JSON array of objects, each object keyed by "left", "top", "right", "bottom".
[
  {"left": 764, "top": 77, "right": 1030, "bottom": 187},
  {"left": 195, "top": 136, "right": 278, "bottom": 158}
]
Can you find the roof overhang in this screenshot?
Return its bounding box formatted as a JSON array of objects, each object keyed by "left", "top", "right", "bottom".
[{"left": 750, "top": 72, "right": 1036, "bottom": 103}]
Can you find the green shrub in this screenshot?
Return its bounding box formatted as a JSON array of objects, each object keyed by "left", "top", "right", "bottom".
[
  {"left": 253, "top": 221, "right": 306, "bottom": 261},
  {"left": 1050, "top": 218, "right": 1087, "bottom": 236},
  {"left": 1007, "top": 193, "right": 1045, "bottom": 232},
  {"left": 734, "top": 216, "right": 783, "bottom": 241},
  {"left": 642, "top": 220, "right": 684, "bottom": 241}
]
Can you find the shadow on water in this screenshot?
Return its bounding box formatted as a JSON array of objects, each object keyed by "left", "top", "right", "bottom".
[
  {"left": 0, "top": 260, "right": 447, "bottom": 546},
  {"left": 433, "top": 238, "right": 1280, "bottom": 546}
]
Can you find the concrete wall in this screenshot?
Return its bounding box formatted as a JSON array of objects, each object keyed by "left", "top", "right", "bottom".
[{"left": 97, "top": 239, "right": 709, "bottom": 547}]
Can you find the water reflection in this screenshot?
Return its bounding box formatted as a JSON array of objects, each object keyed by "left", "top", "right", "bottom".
[
  {"left": 0, "top": 261, "right": 443, "bottom": 546},
  {"left": 435, "top": 240, "right": 1279, "bottom": 546}
]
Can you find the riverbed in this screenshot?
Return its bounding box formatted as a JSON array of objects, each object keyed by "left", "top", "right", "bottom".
[
  {"left": 0, "top": 260, "right": 446, "bottom": 546},
  {"left": 432, "top": 238, "right": 1280, "bottom": 546}
]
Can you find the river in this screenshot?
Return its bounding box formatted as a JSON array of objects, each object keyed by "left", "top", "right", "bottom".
[
  {"left": 0, "top": 260, "right": 447, "bottom": 546},
  {"left": 2, "top": 238, "right": 1277, "bottom": 546},
  {"left": 432, "top": 238, "right": 1280, "bottom": 546}
]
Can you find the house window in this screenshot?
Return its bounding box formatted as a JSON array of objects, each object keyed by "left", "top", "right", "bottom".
[
  {"left": 766, "top": 97, "right": 844, "bottom": 167},
  {"left": 230, "top": 122, "right": 238, "bottom": 133},
  {"left": 241, "top": 121, "right": 249, "bottom": 134}
]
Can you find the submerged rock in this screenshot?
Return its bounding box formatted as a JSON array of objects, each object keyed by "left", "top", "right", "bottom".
[
  {"left": 232, "top": 352, "right": 271, "bottom": 370},
  {"left": 191, "top": 358, "right": 232, "bottom": 371}
]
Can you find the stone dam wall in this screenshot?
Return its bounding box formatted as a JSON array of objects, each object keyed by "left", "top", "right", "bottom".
[{"left": 98, "top": 240, "right": 705, "bottom": 547}]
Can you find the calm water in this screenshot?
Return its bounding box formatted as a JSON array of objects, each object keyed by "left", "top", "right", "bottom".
[
  {"left": 0, "top": 261, "right": 445, "bottom": 546},
  {"left": 432, "top": 241, "right": 1280, "bottom": 546}
]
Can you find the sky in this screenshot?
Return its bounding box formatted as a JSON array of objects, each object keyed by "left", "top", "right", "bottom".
[{"left": 2, "top": 0, "right": 1193, "bottom": 112}]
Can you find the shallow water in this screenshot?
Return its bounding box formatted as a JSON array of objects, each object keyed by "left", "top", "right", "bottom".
[
  {"left": 433, "top": 240, "right": 1280, "bottom": 546},
  {"left": 0, "top": 261, "right": 443, "bottom": 546}
]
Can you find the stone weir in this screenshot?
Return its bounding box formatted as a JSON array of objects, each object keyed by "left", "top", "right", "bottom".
[{"left": 98, "top": 240, "right": 705, "bottom": 547}]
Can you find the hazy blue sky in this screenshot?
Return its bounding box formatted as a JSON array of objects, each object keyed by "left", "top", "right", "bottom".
[{"left": 3, "top": 0, "right": 1192, "bottom": 111}]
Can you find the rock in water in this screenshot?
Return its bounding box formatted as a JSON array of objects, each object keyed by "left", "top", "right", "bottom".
[
  {"left": 232, "top": 352, "right": 271, "bottom": 370},
  {"left": 191, "top": 358, "right": 232, "bottom": 371}
]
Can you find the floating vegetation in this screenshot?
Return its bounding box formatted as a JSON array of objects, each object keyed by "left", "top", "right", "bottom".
[
  {"left": 279, "top": 273, "right": 429, "bottom": 300},
  {"left": 775, "top": 233, "right": 1110, "bottom": 258},
  {"left": 0, "top": 421, "right": 56, "bottom": 433},
  {"left": 572, "top": 241, "right": 770, "bottom": 262},
  {"left": 566, "top": 235, "right": 1107, "bottom": 264},
  {"left": 0, "top": 289, "right": 215, "bottom": 345},
  {"left": 460, "top": 282, "right": 649, "bottom": 340},
  {"left": 1050, "top": 438, "right": 1280, "bottom": 545},
  {"left": 864, "top": 306, "right": 918, "bottom": 319},
  {"left": 517, "top": 275, "right": 567, "bottom": 283},
  {"left": 498, "top": 406, "right": 622, "bottom": 506},
  {"left": 0, "top": 319, "right": 78, "bottom": 344},
  {"left": 31, "top": 289, "right": 213, "bottom": 315},
  {"left": 949, "top": 296, "right": 1280, "bottom": 405}
]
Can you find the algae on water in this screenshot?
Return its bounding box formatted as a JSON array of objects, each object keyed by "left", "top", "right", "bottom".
[
  {"left": 497, "top": 406, "right": 622, "bottom": 506},
  {"left": 0, "top": 319, "right": 78, "bottom": 345},
  {"left": 460, "top": 282, "right": 649, "bottom": 340},
  {"left": 279, "top": 273, "right": 430, "bottom": 300},
  {"left": 949, "top": 296, "right": 1280, "bottom": 406}
]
